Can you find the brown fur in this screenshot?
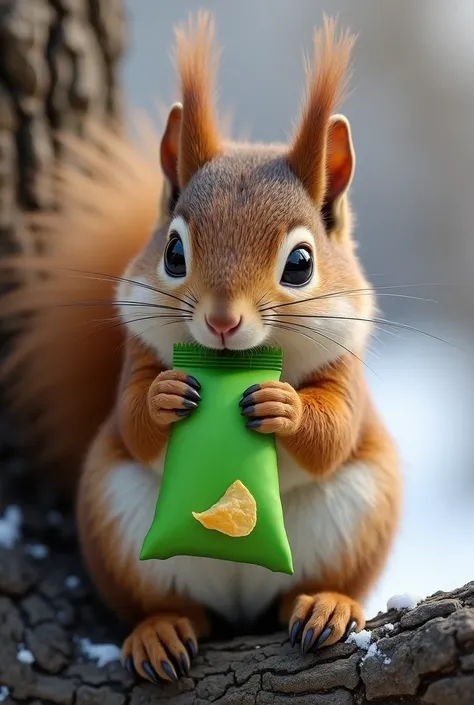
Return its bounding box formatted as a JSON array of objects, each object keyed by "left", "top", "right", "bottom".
[{"left": 0, "top": 12, "right": 401, "bottom": 683}]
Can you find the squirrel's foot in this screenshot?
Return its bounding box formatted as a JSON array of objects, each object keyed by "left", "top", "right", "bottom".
[
  {"left": 121, "top": 613, "right": 199, "bottom": 683},
  {"left": 288, "top": 592, "right": 364, "bottom": 654}
]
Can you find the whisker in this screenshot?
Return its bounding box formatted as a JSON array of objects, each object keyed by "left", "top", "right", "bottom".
[
  {"left": 263, "top": 313, "right": 456, "bottom": 348},
  {"left": 87, "top": 312, "right": 193, "bottom": 329},
  {"left": 259, "top": 284, "right": 440, "bottom": 313},
  {"left": 81, "top": 314, "right": 189, "bottom": 341},
  {"left": 266, "top": 319, "right": 378, "bottom": 378},
  {"left": 62, "top": 267, "right": 196, "bottom": 309},
  {"left": 49, "top": 299, "right": 191, "bottom": 315}
]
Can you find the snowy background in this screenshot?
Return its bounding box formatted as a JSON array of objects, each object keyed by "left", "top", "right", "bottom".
[{"left": 122, "top": 0, "right": 474, "bottom": 617}]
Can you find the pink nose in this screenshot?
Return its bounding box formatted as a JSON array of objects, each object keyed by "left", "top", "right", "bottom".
[{"left": 206, "top": 314, "right": 242, "bottom": 336}]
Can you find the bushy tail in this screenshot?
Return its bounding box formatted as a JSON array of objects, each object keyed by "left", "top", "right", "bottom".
[{"left": 1, "top": 121, "right": 164, "bottom": 494}]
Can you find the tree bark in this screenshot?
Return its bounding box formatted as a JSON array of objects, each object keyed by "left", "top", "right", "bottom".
[
  {"left": 0, "top": 443, "right": 473, "bottom": 705},
  {"left": 0, "top": 0, "right": 126, "bottom": 258}
]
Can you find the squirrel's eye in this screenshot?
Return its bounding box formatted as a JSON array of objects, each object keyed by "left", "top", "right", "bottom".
[
  {"left": 280, "top": 246, "right": 313, "bottom": 287},
  {"left": 164, "top": 232, "right": 186, "bottom": 277}
]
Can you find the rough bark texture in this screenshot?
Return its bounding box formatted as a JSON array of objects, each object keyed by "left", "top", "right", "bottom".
[
  {"left": 0, "top": 0, "right": 126, "bottom": 257},
  {"left": 0, "top": 426, "right": 473, "bottom": 705}
]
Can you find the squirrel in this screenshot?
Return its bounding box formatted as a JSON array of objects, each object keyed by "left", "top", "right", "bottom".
[{"left": 1, "top": 12, "right": 401, "bottom": 685}]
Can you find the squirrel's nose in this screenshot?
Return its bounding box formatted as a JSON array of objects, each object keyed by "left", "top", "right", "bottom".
[{"left": 206, "top": 314, "right": 242, "bottom": 336}]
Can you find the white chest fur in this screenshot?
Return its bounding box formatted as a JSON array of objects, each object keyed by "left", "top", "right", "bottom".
[{"left": 104, "top": 453, "right": 376, "bottom": 625}]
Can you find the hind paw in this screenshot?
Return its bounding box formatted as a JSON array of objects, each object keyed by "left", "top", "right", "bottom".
[
  {"left": 288, "top": 591, "right": 364, "bottom": 654},
  {"left": 122, "top": 613, "right": 199, "bottom": 683}
]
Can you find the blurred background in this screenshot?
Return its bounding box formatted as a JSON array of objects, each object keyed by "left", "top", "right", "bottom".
[{"left": 122, "top": 0, "right": 474, "bottom": 617}]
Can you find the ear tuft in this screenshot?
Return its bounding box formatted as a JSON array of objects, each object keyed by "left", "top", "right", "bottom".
[
  {"left": 173, "top": 11, "right": 222, "bottom": 186},
  {"left": 288, "top": 16, "right": 356, "bottom": 206}
]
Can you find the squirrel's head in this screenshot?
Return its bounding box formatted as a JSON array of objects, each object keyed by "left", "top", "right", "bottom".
[{"left": 120, "top": 13, "right": 374, "bottom": 383}]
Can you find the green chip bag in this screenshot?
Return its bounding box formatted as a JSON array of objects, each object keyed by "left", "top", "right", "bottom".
[{"left": 140, "top": 343, "right": 294, "bottom": 575}]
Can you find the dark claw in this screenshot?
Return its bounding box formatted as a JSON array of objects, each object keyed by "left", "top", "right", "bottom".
[
  {"left": 124, "top": 656, "right": 135, "bottom": 675},
  {"left": 343, "top": 620, "right": 358, "bottom": 641},
  {"left": 243, "top": 384, "right": 260, "bottom": 398},
  {"left": 186, "top": 638, "right": 198, "bottom": 659},
  {"left": 185, "top": 376, "right": 201, "bottom": 391},
  {"left": 182, "top": 398, "right": 199, "bottom": 409},
  {"left": 246, "top": 418, "right": 263, "bottom": 430},
  {"left": 302, "top": 628, "right": 314, "bottom": 654},
  {"left": 241, "top": 405, "right": 256, "bottom": 417},
  {"left": 142, "top": 660, "right": 159, "bottom": 683},
  {"left": 175, "top": 409, "right": 192, "bottom": 417},
  {"left": 179, "top": 652, "right": 190, "bottom": 676},
  {"left": 184, "top": 386, "right": 202, "bottom": 402},
  {"left": 290, "top": 620, "right": 302, "bottom": 647},
  {"left": 161, "top": 660, "right": 178, "bottom": 683},
  {"left": 314, "top": 626, "right": 333, "bottom": 650},
  {"left": 239, "top": 393, "right": 255, "bottom": 407}
]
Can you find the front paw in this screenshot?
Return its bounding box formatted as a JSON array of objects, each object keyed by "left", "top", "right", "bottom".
[
  {"left": 288, "top": 592, "right": 363, "bottom": 654},
  {"left": 239, "top": 381, "right": 303, "bottom": 436},
  {"left": 148, "top": 370, "right": 201, "bottom": 427}
]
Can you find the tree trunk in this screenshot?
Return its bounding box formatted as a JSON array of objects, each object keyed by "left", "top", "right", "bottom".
[
  {"left": 0, "top": 446, "right": 473, "bottom": 705},
  {"left": 0, "top": 0, "right": 126, "bottom": 259}
]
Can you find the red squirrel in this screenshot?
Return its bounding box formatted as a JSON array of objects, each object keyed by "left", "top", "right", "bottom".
[{"left": 2, "top": 13, "right": 401, "bottom": 684}]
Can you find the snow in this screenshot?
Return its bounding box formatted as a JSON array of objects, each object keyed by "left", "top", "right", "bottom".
[
  {"left": 346, "top": 629, "right": 372, "bottom": 650},
  {"left": 0, "top": 686, "right": 9, "bottom": 703},
  {"left": 383, "top": 623, "right": 395, "bottom": 632},
  {"left": 346, "top": 629, "right": 392, "bottom": 665},
  {"left": 26, "top": 544, "right": 49, "bottom": 560},
  {"left": 79, "top": 638, "right": 121, "bottom": 667},
  {"left": 17, "top": 646, "right": 35, "bottom": 664},
  {"left": 387, "top": 593, "right": 423, "bottom": 611},
  {"left": 65, "top": 575, "right": 80, "bottom": 589},
  {"left": 0, "top": 506, "right": 22, "bottom": 549}
]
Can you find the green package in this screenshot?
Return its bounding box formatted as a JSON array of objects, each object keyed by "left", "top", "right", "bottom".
[{"left": 140, "top": 343, "right": 294, "bottom": 575}]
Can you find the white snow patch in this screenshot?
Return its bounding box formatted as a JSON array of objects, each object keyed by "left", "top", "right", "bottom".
[
  {"left": 383, "top": 622, "right": 395, "bottom": 632},
  {"left": 364, "top": 642, "right": 381, "bottom": 660},
  {"left": 346, "top": 628, "right": 372, "bottom": 650},
  {"left": 0, "top": 686, "right": 10, "bottom": 702},
  {"left": 0, "top": 506, "right": 22, "bottom": 549},
  {"left": 17, "top": 646, "right": 35, "bottom": 664},
  {"left": 387, "top": 593, "right": 423, "bottom": 611},
  {"left": 26, "top": 544, "right": 49, "bottom": 559},
  {"left": 65, "top": 575, "right": 80, "bottom": 589},
  {"left": 79, "top": 638, "right": 121, "bottom": 667},
  {"left": 346, "top": 629, "right": 391, "bottom": 665}
]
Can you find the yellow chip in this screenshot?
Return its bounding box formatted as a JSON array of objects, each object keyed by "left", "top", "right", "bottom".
[{"left": 192, "top": 480, "right": 257, "bottom": 537}]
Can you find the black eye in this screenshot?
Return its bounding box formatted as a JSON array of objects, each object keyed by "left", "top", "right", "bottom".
[
  {"left": 164, "top": 232, "right": 186, "bottom": 278},
  {"left": 280, "top": 246, "right": 313, "bottom": 287}
]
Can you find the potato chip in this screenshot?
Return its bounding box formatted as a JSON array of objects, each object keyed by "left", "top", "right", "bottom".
[{"left": 192, "top": 480, "right": 257, "bottom": 537}]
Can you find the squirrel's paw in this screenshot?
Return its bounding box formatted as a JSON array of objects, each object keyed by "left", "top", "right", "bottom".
[
  {"left": 240, "top": 381, "right": 302, "bottom": 436},
  {"left": 288, "top": 592, "right": 364, "bottom": 654},
  {"left": 148, "top": 370, "right": 201, "bottom": 426},
  {"left": 121, "top": 613, "right": 198, "bottom": 683}
]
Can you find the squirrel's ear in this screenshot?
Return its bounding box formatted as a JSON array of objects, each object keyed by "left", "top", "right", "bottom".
[
  {"left": 321, "top": 114, "right": 355, "bottom": 232},
  {"left": 160, "top": 102, "right": 183, "bottom": 189}
]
